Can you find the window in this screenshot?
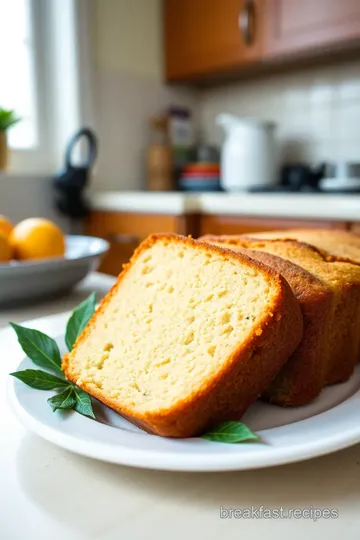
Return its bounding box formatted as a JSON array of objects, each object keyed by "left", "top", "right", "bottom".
[
  {"left": 0, "top": 0, "right": 37, "bottom": 149},
  {"left": 0, "top": 0, "right": 94, "bottom": 174}
]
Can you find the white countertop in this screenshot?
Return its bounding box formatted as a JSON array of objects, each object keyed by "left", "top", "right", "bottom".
[
  {"left": 1, "top": 272, "right": 360, "bottom": 539},
  {"left": 89, "top": 191, "right": 360, "bottom": 221}
]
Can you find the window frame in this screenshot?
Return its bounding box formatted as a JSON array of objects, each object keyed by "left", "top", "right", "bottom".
[
  {"left": 9, "top": 0, "right": 52, "bottom": 172},
  {"left": 8, "top": 0, "right": 95, "bottom": 174}
]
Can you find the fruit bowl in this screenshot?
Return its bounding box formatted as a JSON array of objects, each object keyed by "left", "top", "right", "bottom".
[{"left": 0, "top": 235, "right": 109, "bottom": 306}]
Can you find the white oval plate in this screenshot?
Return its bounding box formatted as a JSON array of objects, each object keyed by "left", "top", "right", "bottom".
[{"left": 8, "top": 338, "right": 360, "bottom": 472}]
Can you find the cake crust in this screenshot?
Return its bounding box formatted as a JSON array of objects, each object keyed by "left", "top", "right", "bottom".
[{"left": 243, "top": 228, "right": 360, "bottom": 265}]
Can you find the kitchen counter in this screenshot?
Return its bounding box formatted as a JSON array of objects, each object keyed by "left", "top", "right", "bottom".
[
  {"left": 89, "top": 191, "right": 360, "bottom": 221},
  {"left": 1, "top": 272, "right": 360, "bottom": 540}
]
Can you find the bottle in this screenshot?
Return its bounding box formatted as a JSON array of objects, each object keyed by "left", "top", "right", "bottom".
[{"left": 146, "top": 116, "right": 173, "bottom": 191}]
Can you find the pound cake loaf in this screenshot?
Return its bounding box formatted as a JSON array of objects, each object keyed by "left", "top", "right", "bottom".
[
  {"left": 202, "top": 238, "right": 332, "bottom": 406},
  {"left": 245, "top": 229, "right": 360, "bottom": 364},
  {"left": 63, "top": 234, "right": 303, "bottom": 438},
  {"left": 201, "top": 235, "right": 360, "bottom": 387}
]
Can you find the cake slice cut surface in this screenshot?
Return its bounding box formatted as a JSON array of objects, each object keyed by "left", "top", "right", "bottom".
[
  {"left": 202, "top": 237, "right": 333, "bottom": 406},
  {"left": 201, "top": 234, "right": 360, "bottom": 386},
  {"left": 63, "top": 234, "right": 302, "bottom": 437}
]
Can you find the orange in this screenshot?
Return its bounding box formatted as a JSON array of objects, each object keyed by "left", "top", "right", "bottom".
[
  {"left": 0, "top": 215, "right": 13, "bottom": 238},
  {"left": 0, "top": 232, "right": 11, "bottom": 262},
  {"left": 9, "top": 218, "right": 65, "bottom": 261}
]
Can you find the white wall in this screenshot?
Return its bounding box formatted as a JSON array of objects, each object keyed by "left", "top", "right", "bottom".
[
  {"left": 92, "top": 0, "right": 199, "bottom": 191},
  {"left": 200, "top": 60, "right": 360, "bottom": 164},
  {"left": 95, "top": 0, "right": 163, "bottom": 80},
  {"left": 0, "top": 174, "right": 68, "bottom": 230}
]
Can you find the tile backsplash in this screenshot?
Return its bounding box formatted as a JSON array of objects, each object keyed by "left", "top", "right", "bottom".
[
  {"left": 200, "top": 60, "right": 360, "bottom": 164},
  {"left": 94, "top": 71, "right": 199, "bottom": 190}
]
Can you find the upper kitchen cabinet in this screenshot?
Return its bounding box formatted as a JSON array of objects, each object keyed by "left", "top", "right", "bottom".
[
  {"left": 163, "top": 0, "right": 263, "bottom": 81},
  {"left": 264, "top": 0, "right": 360, "bottom": 59},
  {"left": 164, "top": 0, "right": 360, "bottom": 83}
]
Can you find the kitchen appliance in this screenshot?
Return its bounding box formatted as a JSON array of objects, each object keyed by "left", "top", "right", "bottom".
[
  {"left": 319, "top": 162, "right": 360, "bottom": 193},
  {"left": 247, "top": 163, "right": 325, "bottom": 192},
  {"left": 280, "top": 163, "right": 325, "bottom": 192},
  {"left": 53, "top": 128, "right": 98, "bottom": 221},
  {"left": 217, "top": 114, "right": 277, "bottom": 191}
]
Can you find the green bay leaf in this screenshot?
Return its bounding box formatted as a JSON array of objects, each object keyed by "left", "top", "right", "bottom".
[
  {"left": 47, "top": 386, "right": 76, "bottom": 412},
  {"left": 65, "top": 292, "right": 96, "bottom": 351},
  {"left": 73, "top": 387, "right": 95, "bottom": 419},
  {"left": 10, "top": 369, "right": 68, "bottom": 390},
  {"left": 10, "top": 323, "right": 63, "bottom": 374},
  {"left": 201, "top": 421, "right": 260, "bottom": 443}
]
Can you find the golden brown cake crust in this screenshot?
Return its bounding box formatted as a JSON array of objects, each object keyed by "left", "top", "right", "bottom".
[
  {"left": 240, "top": 228, "right": 360, "bottom": 266},
  {"left": 63, "top": 233, "right": 303, "bottom": 438}
]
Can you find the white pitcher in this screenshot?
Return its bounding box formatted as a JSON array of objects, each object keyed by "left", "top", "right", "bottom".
[{"left": 217, "top": 114, "right": 278, "bottom": 191}]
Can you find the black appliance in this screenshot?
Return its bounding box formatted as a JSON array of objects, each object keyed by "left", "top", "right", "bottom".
[
  {"left": 53, "top": 128, "right": 98, "bottom": 223},
  {"left": 248, "top": 163, "right": 325, "bottom": 193}
]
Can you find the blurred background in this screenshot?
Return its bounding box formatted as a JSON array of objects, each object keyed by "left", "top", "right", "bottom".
[{"left": 1, "top": 0, "right": 360, "bottom": 275}]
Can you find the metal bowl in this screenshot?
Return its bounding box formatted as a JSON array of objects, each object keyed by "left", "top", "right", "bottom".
[
  {"left": 324, "top": 162, "right": 360, "bottom": 179},
  {"left": 0, "top": 235, "right": 109, "bottom": 306}
]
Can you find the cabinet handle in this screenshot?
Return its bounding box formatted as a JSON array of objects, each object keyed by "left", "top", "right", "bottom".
[
  {"left": 239, "top": 0, "right": 255, "bottom": 46},
  {"left": 107, "top": 233, "right": 140, "bottom": 244}
]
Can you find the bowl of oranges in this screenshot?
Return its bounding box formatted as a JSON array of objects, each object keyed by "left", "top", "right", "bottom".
[{"left": 0, "top": 216, "right": 109, "bottom": 306}]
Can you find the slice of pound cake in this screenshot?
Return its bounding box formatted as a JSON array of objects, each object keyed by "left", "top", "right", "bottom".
[
  {"left": 202, "top": 235, "right": 360, "bottom": 386},
  {"left": 201, "top": 236, "right": 333, "bottom": 406},
  {"left": 63, "top": 234, "right": 303, "bottom": 438}
]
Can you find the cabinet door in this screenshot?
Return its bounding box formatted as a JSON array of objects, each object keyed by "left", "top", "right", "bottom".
[
  {"left": 349, "top": 223, "right": 360, "bottom": 235},
  {"left": 164, "top": 0, "right": 263, "bottom": 81},
  {"left": 264, "top": 0, "right": 360, "bottom": 58},
  {"left": 199, "top": 215, "right": 348, "bottom": 237},
  {"left": 85, "top": 212, "right": 180, "bottom": 276}
]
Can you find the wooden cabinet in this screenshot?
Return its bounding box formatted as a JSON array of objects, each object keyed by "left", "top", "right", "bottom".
[
  {"left": 164, "top": 0, "right": 263, "bottom": 81},
  {"left": 350, "top": 223, "right": 360, "bottom": 235},
  {"left": 86, "top": 210, "right": 351, "bottom": 276},
  {"left": 164, "top": 0, "right": 360, "bottom": 82},
  {"left": 199, "top": 215, "right": 349, "bottom": 237},
  {"left": 85, "top": 211, "right": 197, "bottom": 276},
  {"left": 264, "top": 0, "right": 360, "bottom": 58}
]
